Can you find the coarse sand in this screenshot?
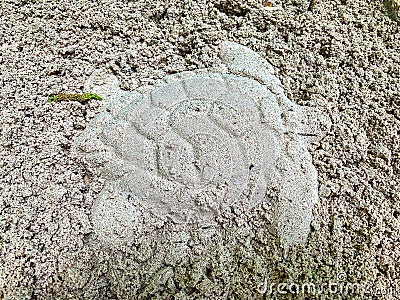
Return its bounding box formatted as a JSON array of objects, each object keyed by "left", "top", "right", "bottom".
[{"left": 0, "top": 0, "right": 399, "bottom": 299}]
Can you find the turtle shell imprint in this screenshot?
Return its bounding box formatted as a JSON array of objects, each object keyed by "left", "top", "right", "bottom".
[{"left": 74, "top": 42, "right": 330, "bottom": 249}]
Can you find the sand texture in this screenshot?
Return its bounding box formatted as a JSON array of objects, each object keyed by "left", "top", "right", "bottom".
[{"left": 0, "top": 0, "right": 399, "bottom": 299}]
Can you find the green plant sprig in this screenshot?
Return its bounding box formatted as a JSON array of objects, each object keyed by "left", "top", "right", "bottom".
[{"left": 48, "top": 93, "right": 102, "bottom": 103}]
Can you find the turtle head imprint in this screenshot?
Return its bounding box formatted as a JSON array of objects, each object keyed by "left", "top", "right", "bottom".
[{"left": 74, "top": 41, "right": 330, "bottom": 249}]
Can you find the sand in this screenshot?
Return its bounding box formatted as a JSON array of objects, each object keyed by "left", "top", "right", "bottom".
[{"left": 0, "top": 0, "right": 399, "bottom": 299}]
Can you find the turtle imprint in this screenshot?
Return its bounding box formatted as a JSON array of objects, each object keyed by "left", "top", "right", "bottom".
[{"left": 74, "top": 42, "right": 330, "bottom": 249}]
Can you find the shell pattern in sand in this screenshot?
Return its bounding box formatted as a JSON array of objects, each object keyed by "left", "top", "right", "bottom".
[{"left": 74, "top": 42, "right": 330, "bottom": 249}]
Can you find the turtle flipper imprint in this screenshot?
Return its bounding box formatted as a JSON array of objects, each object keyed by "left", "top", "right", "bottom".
[{"left": 74, "top": 42, "right": 330, "bottom": 249}]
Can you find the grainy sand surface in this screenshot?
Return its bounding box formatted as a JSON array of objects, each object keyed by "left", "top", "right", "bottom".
[{"left": 0, "top": 0, "right": 399, "bottom": 299}]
